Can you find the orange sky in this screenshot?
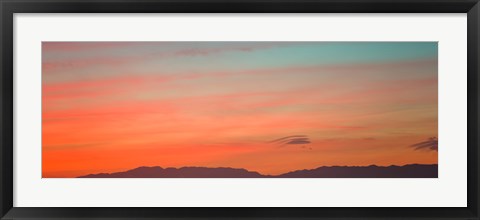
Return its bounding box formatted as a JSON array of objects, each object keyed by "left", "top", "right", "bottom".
[{"left": 42, "top": 42, "right": 438, "bottom": 178}]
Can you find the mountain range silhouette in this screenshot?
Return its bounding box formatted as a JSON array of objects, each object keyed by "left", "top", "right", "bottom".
[{"left": 78, "top": 164, "right": 437, "bottom": 178}]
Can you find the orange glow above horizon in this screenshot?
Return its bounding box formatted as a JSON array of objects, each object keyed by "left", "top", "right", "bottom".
[{"left": 42, "top": 42, "right": 438, "bottom": 178}]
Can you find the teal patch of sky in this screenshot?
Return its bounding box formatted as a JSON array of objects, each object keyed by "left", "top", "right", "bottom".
[
  {"left": 134, "top": 42, "right": 437, "bottom": 75},
  {"left": 231, "top": 42, "right": 437, "bottom": 69},
  {"left": 43, "top": 42, "right": 437, "bottom": 84},
  {"left": 130, "top": 50, "right": 436, "bottom": 99}
]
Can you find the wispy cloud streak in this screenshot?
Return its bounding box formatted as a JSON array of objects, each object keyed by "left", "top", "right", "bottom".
[
  {"left": 269, "top": 135, "right": 312, "bottom": 147},
  {"left": 410, "top": 137, "right": 438, "bottom": 151}
]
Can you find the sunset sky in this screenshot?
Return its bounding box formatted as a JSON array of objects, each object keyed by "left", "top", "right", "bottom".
[{"left": 42, "top": 42, "right": 438, "bottom": 178}]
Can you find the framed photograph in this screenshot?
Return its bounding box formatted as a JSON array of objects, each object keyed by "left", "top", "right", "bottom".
[{"left": 1, "top": 0, "right": 479, "bottom": 219}]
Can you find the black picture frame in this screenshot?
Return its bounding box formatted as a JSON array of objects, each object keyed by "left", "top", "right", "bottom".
[{"left": 1, "top": 0, "right": 479, "bottom": 219}]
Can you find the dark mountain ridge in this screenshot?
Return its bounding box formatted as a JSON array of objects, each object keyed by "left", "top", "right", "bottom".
[
  {"left": 78, "top": 164, "right": 437, "bottom": 178},
  {"left": 79, "top": 166, "right": 264, "bottom": 178},
  {"left": 277, "top": 164, "right": 437, "bottom": 178}
]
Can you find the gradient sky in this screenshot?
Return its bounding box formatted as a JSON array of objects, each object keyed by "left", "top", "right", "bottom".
[{"left": 42, "top": 42, "right": 438, "bottom": 178}]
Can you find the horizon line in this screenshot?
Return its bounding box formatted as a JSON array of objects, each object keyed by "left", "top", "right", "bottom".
[{"left": 44, "top": 163, "right": 438, "bottom": 178}]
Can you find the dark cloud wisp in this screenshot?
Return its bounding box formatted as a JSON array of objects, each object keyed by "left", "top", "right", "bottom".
[
  {"left": 285, "top": 138, "right": 311, "bottom": 145},
  {"left": 270, "top": 135, "right": 311, "bottom": 147},
  {"left": 268, "top": 135, "right": 308, "bottom": 143},
  {"left": 410, "top": 137, "right": 438, "bottom": 151}
]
